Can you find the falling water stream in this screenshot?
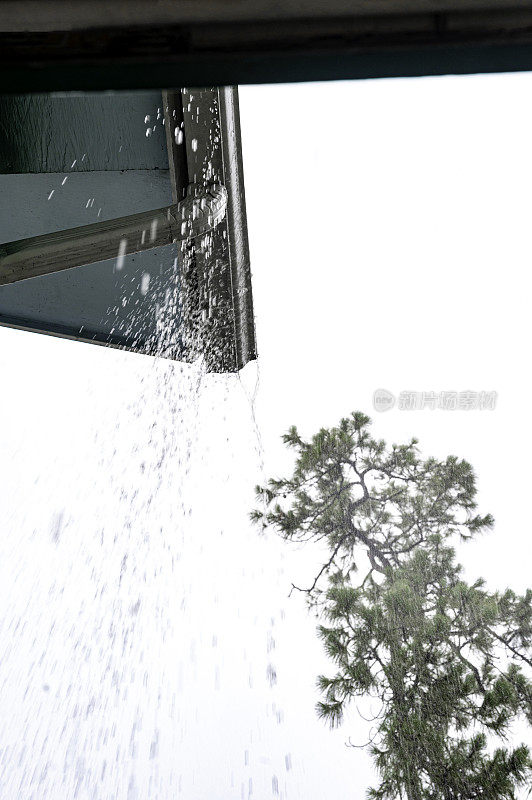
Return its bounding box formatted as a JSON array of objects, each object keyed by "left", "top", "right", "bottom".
[
  {"left": 0, "top": 328, "right": 297, "bottom": 799},
  {"left": 0, "top": 88, "right": 310, "bottom": 800}
]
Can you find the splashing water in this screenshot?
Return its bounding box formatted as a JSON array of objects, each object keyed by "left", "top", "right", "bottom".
[
  {"left": 0, "top": 216, "right": 297, "bottom": 799},
  {"left": 0, "top": 91, "right": 299, "bottom": 800}
]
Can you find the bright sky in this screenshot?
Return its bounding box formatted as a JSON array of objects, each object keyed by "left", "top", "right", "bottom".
[
  {"left": 239, "top": 73, "right": 531, "bottom": 593},
  {"left": 0, "top": 72, "right": 531, "bottom": 799}
]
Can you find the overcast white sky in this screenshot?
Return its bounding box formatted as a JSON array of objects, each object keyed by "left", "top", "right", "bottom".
[{"left": 0, "top": 72, "right": 531, "bottom": 799}]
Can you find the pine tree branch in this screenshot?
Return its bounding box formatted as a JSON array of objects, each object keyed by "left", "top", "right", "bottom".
[
  {"left": 449, "top": 641, "right": 486, "bottom": 695},
  {"left": 289, "top": 538, "right": 345, "bottom": 597},
  {"left": 487, "top": 628, "right": 532, "bottom": 669}
]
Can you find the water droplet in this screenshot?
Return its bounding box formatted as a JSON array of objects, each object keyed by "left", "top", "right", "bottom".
[
  {"left": 116, "top": 239, "right": 127, "bottom": 271},
  {"left": 140, "top": 273, "right": 150, "bottom": 296}
]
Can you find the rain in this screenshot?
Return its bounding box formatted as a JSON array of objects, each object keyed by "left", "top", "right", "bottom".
[{"left": 0, "top": 74, "right": 531, "bottom": 799}]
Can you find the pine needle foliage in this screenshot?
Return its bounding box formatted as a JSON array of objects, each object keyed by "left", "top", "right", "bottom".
[{"left": 252, "top": 412, "right": 532, "bottom": 800}]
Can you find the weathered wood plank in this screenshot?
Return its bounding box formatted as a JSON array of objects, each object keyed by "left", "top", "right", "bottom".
[
  {"left": 0, "top": 184, "right": 228, "bottom": 286},
  {"left": 0, "top": 93, "right": 168, "bottom": 174},
  {"left": 0, "top": 205, "right": 179, "bottom": 286}
]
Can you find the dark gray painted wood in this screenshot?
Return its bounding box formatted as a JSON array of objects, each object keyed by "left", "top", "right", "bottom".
[
  {"left": 0, "top": 88, "right": 256, "bottom": 372},
  {"left": 0, "top": 170, "right": 181, "bottom": 353},
  {"left": 0, "top": 245, "right": 182, "bottom": 352},
  {"left": 0, "top": 92, "right": 168, "bottom": 173},
  {"left": 4, "top": 7, "right": 532, "bottom": 93},
  {"left": 0, "top": 205, "right": 181, "bottom": 286},
  {"left": 1, "top": 0, "right": 529, "bottom": 32},
  {"left": 0, "top": 171, "right": 173, "bottom": 239},
  {"left": 0, "top": 183, "right": 228, "bottom": 285}
]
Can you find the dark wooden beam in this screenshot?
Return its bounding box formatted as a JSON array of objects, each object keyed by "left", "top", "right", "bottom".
[
  {"left": 0, "top": 205, "right": 179, "bottom": 286},
  {"left": 3, "top": 6, "right": 532, "bottom": 91},
  {"left": 0, "top": 1, "right": 531, "bottom": 32},
  {"left": 0, "top": 185, "right": 228, "bottom": 286}
]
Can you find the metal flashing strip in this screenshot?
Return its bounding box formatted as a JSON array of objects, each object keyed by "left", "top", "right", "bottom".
[{"left": 180, "top": 87, "right": 257, "bottom": 372}]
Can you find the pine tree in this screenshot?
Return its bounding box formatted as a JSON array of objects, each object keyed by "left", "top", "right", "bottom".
[{"left": 252, "top": 412, "right": 532, "bottom": 800}]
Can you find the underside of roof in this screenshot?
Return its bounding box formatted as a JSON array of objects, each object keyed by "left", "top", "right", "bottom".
[
  {"left": 2, "top": 1, "right": 532, "bottom": 90},
  {"left": 0, "top": 1, "right": 531, "bottom": 32}
]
